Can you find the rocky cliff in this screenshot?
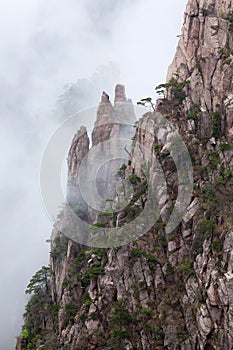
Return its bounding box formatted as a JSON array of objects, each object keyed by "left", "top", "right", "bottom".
[
  {"left": 166, "top": 0, "right": 233, "bottom": 140},
  {"left": 17, "top": 1, "right": 233, "bottom": 349}
]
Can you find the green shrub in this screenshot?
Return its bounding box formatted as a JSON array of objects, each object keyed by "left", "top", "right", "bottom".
[
  {"left": 91, "top": 248, "right": 108, "bottom": 264},
  {"left": 81, "top": 266, "right": 105, "bottom": 286},
  {"left": 131, "top": 135, "right": 137, "bottom": 148},
  {"left": 50, "top": 235, "right": 68, "bottom": 260},
  {"left": 225, "top": 169, "right": 232, "bottom": 178},
  {"left": 201, "top": 56, "right": 207, "bottom": 62},
  {"left": 108, "top": 300, "right": 133, "bottom": 347},
  {"left": 21, "top": 327, "right": 29, "bottom": 340},
  {"left": 226, "top": 11, "right": 233, "bottom": 22},
  {"left": 208, "top": 150, "right": 219, "bottom": 169},
  {"left": 69, "top": 203, "right": 88, "bottom": 220},
  {"left": 92, "top": 222, "right": 109, "bottom": 228},
  {"left": 201, "top": 8, "right": 208, "bottom": 16},
  {"left": 155, "top": 78, "right": 190, "bottom": 104},
  {"left": 157, "top": 233, "right": 167, "bottom": 248},
  {"left": 81, "top": 292, "right": 92, "bottom": 307},
  {"left": 137, "top": 97, "right": 155, "bottom": 111},
  {"left": 223, "top": 58, "right": 232, "bottom": 65},
  {"left": 201, "top": 186, "right": 215, "bottom": 200},
  {"left": 177, "top": 263, "right": 195, "bottom": 275},
  {"left": 65, "top": 303, "right": 77, "bottom": 317},
  {"left": 70, "top": 250, "right": 87, "bottom": 274},
  {"left": 128, "top": 173, "right": 141, "bottom": 185},
  {"left": 25, "top": 266, "right": 50, "bottom": 295},
  {"left": 153, "top": 143, "right": 162, "bottom": 155},
  {"left": 218, "top": 47, "right": 232, "bottom": 57},
  {"left": 130, "top": 248, "right": 143, "bottom": 258},
  {"left": 211, "top": 111, "right": 221, "bottom": 138},
  {"left": 196, "top": 220, "right": 215, "bottom": 237},
  {"left": 49, "top": 304, "right": 60, "bottom": 317},
  {"left": 62, "top": 278, "right": 72, "bottom": 289},
  {"left": 90, "top": 313, "right": 98, "bottom": 320},
  {"left": 154, "top": 327, "right": 165, "bottom": 341},
  {"left": 216, "top": 164, "right": 232, "bottom": 185},
  {"left": 116, "top": 163, "right": 127, "bottom": 179},
  {"left": 192, "top": 240, "right": 203, "bottom": 254},
  {"left": 141, "top": 307, "right": 152, "bottom": 317},
  {"left": 216, "top": 175, "right": 226, "bottom": 184},
  {"left": 109, "top": 329, "right": 131, "bottom": 345},
  {"left": 178, "top": 329, "right": 189, "bottom": 343},
  {"left": 211, "top": 241, "right": 222, "bottom": 252},
  {"left": 143, "top": 252, "right": 157, "bottom": 263},
  {"left": 111, "top": 301, "right": 133, "bottom": 325},
  {"left": 130, "top": 249, "right": 157, "bottom": 269},
  {"left": 166, "top": 263, "right": 175, "bottom": 276},
  {"left": 186, "top": 105, "right": 200, "bottom": 122},
  {"left": 139, "top": 281, "right": 147, "bottom": 288}
]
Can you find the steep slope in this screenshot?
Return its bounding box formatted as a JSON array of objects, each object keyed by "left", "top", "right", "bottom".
[
  {"left": 166, "top": 0, "right": 233, "bottom": 140},
  {"left": 17, "top": 1, "right": 233, "bottom": 349}
]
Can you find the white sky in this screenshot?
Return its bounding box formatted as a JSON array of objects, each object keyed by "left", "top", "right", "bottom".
[{"left": 0, "top": 0, "right": 187, "bottom": 348}]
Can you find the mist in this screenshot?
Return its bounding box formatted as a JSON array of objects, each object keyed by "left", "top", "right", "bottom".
[{"left": 0, "top": 0, "right": 187, "bottom": 348}]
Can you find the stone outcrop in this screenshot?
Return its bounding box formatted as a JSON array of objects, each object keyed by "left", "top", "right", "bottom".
[
  {"left": 91, "top": 91, "right": 113, "bottom": 146},
  {"left": 114, "top": 84, "right": 127, "bottom": 103},
  {"left": 68, "top": 126, "right": 89, "bottom": 180},
  {"left": 167, "top": 0, "right": 233, "bottom": 140},
  {"left": 16, "top": 1, "right": 233, "bottom": 349},
  {"left": 49, "top": 86, "right": 135, "bottom": 254},
  {"left": 92, "top": 84, "right": 135, "bottom": 147},
  {"left": 67, "top": 126, "right": 89, "bottom": 205}
]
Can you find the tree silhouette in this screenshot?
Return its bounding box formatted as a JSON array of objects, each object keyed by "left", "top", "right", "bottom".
[{"left": 25, "top": 266, "right": 50, "bottom": 295}]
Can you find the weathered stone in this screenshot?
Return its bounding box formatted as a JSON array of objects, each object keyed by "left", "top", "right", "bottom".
[
  {"left": 182, "top": 198, "right": 199, "bottom": 223},
  {"left": 17, "top": 1, "right": 233, "bottom": 349},
  {"left": 114, "top": 84, "right": 127, "bottom": 104},
  {"left": 207, "top": 283, "right": 219, "bottom": 306},
  {"left": 167, "top": 0, "right": 233, "bottom": 141}
]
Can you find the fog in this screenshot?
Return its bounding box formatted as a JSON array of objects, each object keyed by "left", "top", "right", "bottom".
[{"left": 0, "top": 0, "right": 187, "bottom": 348}]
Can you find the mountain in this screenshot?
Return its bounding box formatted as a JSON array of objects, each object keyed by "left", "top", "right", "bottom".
[{"left": 17, "top": 0, "right": 233, "bottom": 349}]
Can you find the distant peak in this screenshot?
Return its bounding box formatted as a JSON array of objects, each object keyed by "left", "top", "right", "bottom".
[
  {"left": 114, "top": 84, "right": 127, "bottom": 103},
  {"left": 100, "top": 91, "right": 110, "bottom": 104}
]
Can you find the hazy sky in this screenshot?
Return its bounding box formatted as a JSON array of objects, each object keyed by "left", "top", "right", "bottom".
[{"left": 0, "top": 0, "right": 187, "bottom": 348}]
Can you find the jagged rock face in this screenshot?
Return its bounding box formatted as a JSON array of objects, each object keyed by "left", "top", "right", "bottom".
[
  {"left": 67, "top": 126, "right": 89, "bottom": 205},
  {"left": 92, "top": 85, "right": 135, "bottom": 147},
  {"left": 167, "top": 0, "right": 233, "bottom": 140},
  {"left": 67, "top": 86, "right": 135, "bottom": 206},
  {"left": 91, "top": 91, "right": 114, "bottom": 147},
  {"left": 17, "top": 1, "right": 233, "bottom": 350},
  {"left": 114, "top": 84, "right": 127, "bottom": 103},
  {"left": 57, "top": 85, "right": 137, "bottom": 254},
  {"left": 20, "top": 104, "right": 233, "bottom": 349},
  {"left": 68, "top": 85, "right": 134, "bottom": 171},
  {"left": 68, "top": 126, "right": 90, "bottom": 179}
]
